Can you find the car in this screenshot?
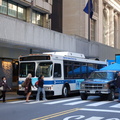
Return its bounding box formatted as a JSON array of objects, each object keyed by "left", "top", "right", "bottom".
[{"left": 80, "top": 70, "right": 119, "bottom": 101}]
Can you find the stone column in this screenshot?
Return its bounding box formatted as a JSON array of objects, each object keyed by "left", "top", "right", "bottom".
[
  {"left": 103, "top": 5, "right": 109, "bottom": 45},
  {"left": 109, "top": 8, "right": 114, "bottom": 47},
  {"left": 98, "top": 0, "right": 103, "bottom": 43},
  {"left": 26, "top": 8, "right": 32, "bottom": 23},
  {"left": 114, "top": 12, "right": 119, "bottom": 49}
]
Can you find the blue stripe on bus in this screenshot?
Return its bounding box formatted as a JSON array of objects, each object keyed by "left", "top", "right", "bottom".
[{"left": 19, "top": 79, "right": 84, "bottom": 86}]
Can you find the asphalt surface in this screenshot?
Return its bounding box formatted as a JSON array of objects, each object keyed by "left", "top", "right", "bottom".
[{"left": 0, "top": 91, "right": 25, "bottom": 101}]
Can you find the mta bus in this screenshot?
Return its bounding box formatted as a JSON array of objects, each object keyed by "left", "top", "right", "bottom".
[{"left": 17, "top": 52, "right": 107, "bottom": 97}]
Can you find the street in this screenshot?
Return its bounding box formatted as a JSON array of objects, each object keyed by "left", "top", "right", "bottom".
[{"left": 0, "top": 95, "right": 120, "bottom": 120}]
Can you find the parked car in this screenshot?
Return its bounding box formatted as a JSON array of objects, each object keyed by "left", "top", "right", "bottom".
[{"left": 80, "top": 70, "right": 119, "bottom": 101}]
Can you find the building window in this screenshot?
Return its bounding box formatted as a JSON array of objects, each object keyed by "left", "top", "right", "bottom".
[
  {"left": 0, "top": 0, "right": 26, "bottom": 21},
  {"left": 32, "top": 10, "right": 44, "bottom": 26},
  {"left": 18, "top": 5, "right": 26, "bottom": 20},
  {"left": 54, "top": 64, "right": 61, "bottom": 77},
  {"left": 8, "top": 1, "right": 17, "bottom": 17},
  {"left": 0, "top": 0, "right": 7, "bottom": 14}
]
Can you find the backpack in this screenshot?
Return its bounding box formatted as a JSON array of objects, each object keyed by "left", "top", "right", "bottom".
[{"left": 35, "top": 81, "right": 39, "bottom": 88}]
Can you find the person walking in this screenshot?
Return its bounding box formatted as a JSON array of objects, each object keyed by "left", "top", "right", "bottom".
[
  {"left": 116, "top": 72, "right": 120, "bottom": 102},
  {"left": 36, "top": 75, "right": 47, "bottom": 101},
  {"left": 24, "top": 73, "right": 34, "bottom": 102},
  {"left": 0, "top": 76, "right": 11, "bottom": 103}
]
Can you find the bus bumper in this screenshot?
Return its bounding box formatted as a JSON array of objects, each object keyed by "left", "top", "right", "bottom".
[{"left": 17, "top": 90, "right": 54, "bottom": 97}]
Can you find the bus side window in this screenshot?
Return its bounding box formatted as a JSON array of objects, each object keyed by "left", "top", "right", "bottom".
[{"left": 54, "top": 64, "right": 61, "bottom": 77}]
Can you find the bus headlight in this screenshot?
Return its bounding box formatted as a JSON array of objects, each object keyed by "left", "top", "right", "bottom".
[{"left": 44, "top": 86, "right": 53, "bottom": 90}]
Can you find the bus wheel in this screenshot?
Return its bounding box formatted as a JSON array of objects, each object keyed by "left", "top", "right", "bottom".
[
  {"left": 80, "top": 93, "right": 88, "bottom": 100},
  {"left": 62, "top": 86, "right": 69, "bottom": 97}
]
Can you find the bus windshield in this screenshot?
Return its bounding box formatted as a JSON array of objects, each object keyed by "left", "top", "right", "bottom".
[
  {"left": 88, "top": 72, "right": 114, "bottom": 80},
  {"left": 19, "top": 62, "right": 35, "bottom": 77},
  {"left": 36, "top": 62, "right": 53, "bottom": 77}
]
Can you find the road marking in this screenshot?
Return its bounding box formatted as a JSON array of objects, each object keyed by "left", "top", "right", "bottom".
[
  {"left": 64, "top": 100, "right": 89, "bottom": 105},
  {"left": 24, "top": 101, "right": 45, "bottom": 104},
  {"left": 85, "top": 116, "right": 104, "bottom": 120},
  {"left": 44, "top": 98, "right": 80, "bottom": 105},
  {"left": 32, "top": 108, "right": 81, "bottom": 120},
  {"left": 110, "top": 103, "right": 120, "bottom": 108},
  {"left": 86, "top": 101, "right": 111, "bottom": 106},
  {"left": 81, "top": 108, "right": 120, "bottom": 113}
]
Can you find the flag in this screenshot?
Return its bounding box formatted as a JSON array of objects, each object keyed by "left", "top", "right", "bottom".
[{"left": 83, "top": 0, "right": 93, "bottom": 19}]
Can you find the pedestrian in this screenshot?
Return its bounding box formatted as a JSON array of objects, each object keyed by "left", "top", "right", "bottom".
[
  {"left": 0, "top": 76, "right": 11, "bottom": 103},
  {"left": 36, "top": 75, "right": 47, "bottom": 101},
  {"left": 116, "top": 72, "right": 120, "bottom": 102},
  {"left": 24, "top": 73, "right": 34, "bottom": 102}
]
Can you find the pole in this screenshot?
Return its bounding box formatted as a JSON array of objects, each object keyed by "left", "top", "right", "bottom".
[
  {"left": 31, "top": 0, "right": 33, "bottom": 23},
  {"left": 30, "top": 49, "right": 32, "bottom": 54},
  {"left": 88, "top": 0, "right": 90, "bottom": 42}
]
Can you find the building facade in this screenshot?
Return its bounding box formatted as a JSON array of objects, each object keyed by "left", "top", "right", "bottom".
[
  {"left": 0, "top": 0, "right": 120, "bottom": 88},
  {"left": 0, "top": 0, "right": 52, "bottom": 88},
  {"left": 52, "top": 0, "right": 120, "bottom": 49}
]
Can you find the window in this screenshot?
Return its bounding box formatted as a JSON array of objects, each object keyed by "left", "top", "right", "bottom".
[
  {"left": 0, "top": 0, "right": 7, "bottom": 14},
  {"left": 8, "top": 1, "right": 17, "bottom": 17},
  {"left": 18, "top": 5, "right": 26, "bottom": 20},
  {"left": 0, "top": 0, "right": 26, "bottom": 21},
  {"left": 64, "top": 61, "right": 73, "bottom": 79},
  {"left": 80, "top": 63, "right": 88, "bottom": 79},
  {"left": 32, "top": 10, "right": 44, "bottom": 26},
  {"left": 36, "top": 62, "right": 53, "bottom": 77},
  {"left": 54, "top": 64, "right": 61, "bottom": 77},
  {"left": 73, "top": 62, "right": 81, "bottom": 78},
  {"left": 20, "top": 62, "right": 35, "bottom": 77}
]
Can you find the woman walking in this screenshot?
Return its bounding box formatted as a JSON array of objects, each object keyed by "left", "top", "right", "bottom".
[
  {"left": 0, "top": 76, "right": 11, "bottom": 103},
  {"left": 24, "top": 73, "right": 34, "bottom": 102},
  {"left": 36, "top": 75, "right": 47, "bottom": 101}
]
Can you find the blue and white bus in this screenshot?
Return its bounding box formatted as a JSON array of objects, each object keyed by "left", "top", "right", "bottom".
[{"left": 17, "top": 52, "right": 107, "bottom": 97}]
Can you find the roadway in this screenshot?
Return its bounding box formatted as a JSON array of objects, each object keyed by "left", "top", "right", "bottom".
[{"left": 0, "top": 93, "right": 120, "bottom": 120}]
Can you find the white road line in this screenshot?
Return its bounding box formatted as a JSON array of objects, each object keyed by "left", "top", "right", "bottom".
[
  {"left": 64, "top": 100, "right": 89, "bottom": 105},
  {"left": 44, "top": 98, "right": 81, "bottom": 105},
  {"left": 110, "top": 103, "right": 120, "bottom": 108},
  {"left": 86, "top": 101, "right": 111, "bottom": 106},
  {"left": 85, "top": 116, "right": 104, "bottom": 120},
  {"left": 24, "top": 101, "right": 45, "bottom": 104},
  {"left": 81, "top": 108, "right": 120, "bottom": 113}
]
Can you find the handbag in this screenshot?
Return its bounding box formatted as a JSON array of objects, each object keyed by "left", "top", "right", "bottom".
[
  {"left": 21, "top": 81, "right": 26, "bottom": 87},
  {"left": 0, "top": 86, "right": 3, "bottom": 91}
]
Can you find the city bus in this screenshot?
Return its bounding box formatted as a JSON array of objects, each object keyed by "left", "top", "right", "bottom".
[{"left": 17, "top": 52, "right": 107, "bottom": 97}]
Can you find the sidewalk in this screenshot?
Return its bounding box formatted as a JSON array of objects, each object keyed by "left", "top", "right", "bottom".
[{"left": 5, "top": 91, "right": 25, "bottom": 100}]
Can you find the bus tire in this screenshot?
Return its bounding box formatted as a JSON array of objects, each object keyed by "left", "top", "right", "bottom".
[
  {"left": 108, "top": 89, "right": 115, "bottom": 101},
  {"left": 62, "top": 86, "right": 70, "bottom": 97},
  {"left": 80, "top": 93, "right": 88, "bottom": 100}
]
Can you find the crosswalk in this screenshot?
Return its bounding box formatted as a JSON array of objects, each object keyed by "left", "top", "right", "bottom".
[{"left": 4, "top": 97, "right": 120, "bottom": 109}]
